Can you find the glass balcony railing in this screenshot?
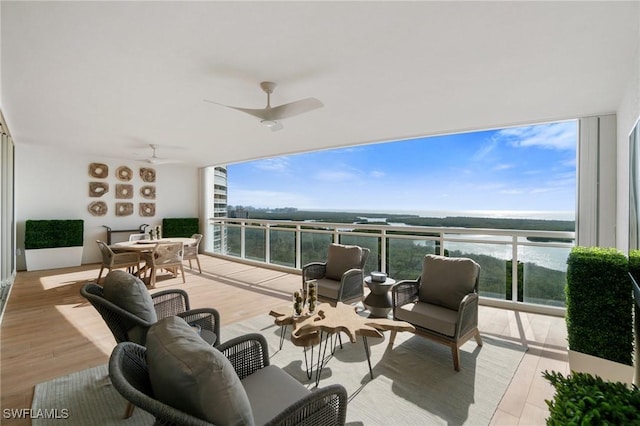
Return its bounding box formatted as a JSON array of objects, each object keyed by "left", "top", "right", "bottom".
[{"left": 206, "top": 218, "right": 574, "bottom": 311}]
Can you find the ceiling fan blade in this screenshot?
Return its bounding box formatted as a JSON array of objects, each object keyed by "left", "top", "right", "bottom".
[
  {"left": 204, "top": 99, "right": 270, "bottom": 120},
  {"left": 143, "top": 157, "right": 183, "bottom": 165},
  {"left": 269, "top": 98, "right": 323, "bottom": 120},
  {"left": 137, "top": 144, "right": 183, "bottom": 165}
]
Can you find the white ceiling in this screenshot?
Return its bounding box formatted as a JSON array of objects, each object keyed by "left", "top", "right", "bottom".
[{"left": 2, "top": 1, "right": 638, "bottom": 168}]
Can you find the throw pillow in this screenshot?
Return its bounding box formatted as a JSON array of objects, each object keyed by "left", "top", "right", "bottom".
[
  {"left": 325, "top": 244, "right": 363, "bottom": 281},
  {"left": 102, "top": 270, "right": 157, "bottom": 344},
  {"left": 146, "top": 316, "right": 255, "bottom": 426}
]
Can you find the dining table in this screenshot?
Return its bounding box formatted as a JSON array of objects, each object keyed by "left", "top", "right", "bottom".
[
  {"left": 110, "top": 237, "right": 196, "bottom": 283},
  {"left": 110, "top": 237, "right": 196, "bottom": 252}
]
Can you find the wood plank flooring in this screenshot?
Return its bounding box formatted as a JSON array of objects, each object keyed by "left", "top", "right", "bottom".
[{"left": 0, "top": 255, "right": 568, "bottom": 425}]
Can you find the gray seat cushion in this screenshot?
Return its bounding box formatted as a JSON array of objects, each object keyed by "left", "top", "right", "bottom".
[
  {"left": 316, "top": 277, "right": 341, "bottom": 300},
  {"left": 241, "top": 365, "right": 310, "bottom": 425},
  {"left": 146, "top": 316, "right": 255, "bottom": 426},
  {"left": 102, "top": 270, "right": 157, "bottom": 344},
  {"left": 418, "top": 255, "right": 480, "bottom": 310},
  {"left": 395, "top": 301, "right": 458, "bottom": 337},
  {"left": 325, "top": 243, "right": 363, "bottom": 281}
]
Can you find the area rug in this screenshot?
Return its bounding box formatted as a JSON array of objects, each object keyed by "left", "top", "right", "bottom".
[
  {"left": 32, "top": 314, "right": 526, "bottom": 426},
  {"left": 31, "top": 364, "right": 153, "bottom": 425}
]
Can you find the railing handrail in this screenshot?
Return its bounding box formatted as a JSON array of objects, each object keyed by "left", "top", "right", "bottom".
[
  {"left": 206, "top": 216, "right": 573, "bottom": 316},
  {"left": 209, "top": 217, "right": 575, "bottom": 240}
]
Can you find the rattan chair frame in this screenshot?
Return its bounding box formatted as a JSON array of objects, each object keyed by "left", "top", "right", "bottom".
[
  {"left": 80, "top": 283, "right": 220, "bottom": 346},
  {"left": 109, "top": 334, "right": 348, "bottom": 426},
  {"left": 141, "top": 242, "right": 186, "bottom": 288},
  {"left": 302, "top": 247, "right": 370, "bottom": 305},
  {"left": 96, "top": 240, "right": 142, "bottom": 283},
  {"left": 183, "top": 234, "right": 203, "bottom": 274},
  {"left": 391, "top": 260, "right": 482, "bottom": 371}
]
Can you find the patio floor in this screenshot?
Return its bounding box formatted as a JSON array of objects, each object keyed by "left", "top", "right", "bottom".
[{"left": 0, "top": 254, "right": 568, "bottom": 425}]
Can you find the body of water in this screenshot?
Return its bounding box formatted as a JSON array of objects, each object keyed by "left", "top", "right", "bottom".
[
  {"left": 315, "top": 208, "right": 575, "bottom": 221},
  {"left": 442, "top": 236, "right": 571, "bottom": 272},
  {"left": 374, "top": 211, "right": 572, "bottom": 272},
  {"left": 309, "top": 208, "right": 575, "bottom": 272}
]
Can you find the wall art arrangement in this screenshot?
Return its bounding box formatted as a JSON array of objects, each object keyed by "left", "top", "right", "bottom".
[{"left": 87, "top": 162, "right": 156, "bottom": 217}]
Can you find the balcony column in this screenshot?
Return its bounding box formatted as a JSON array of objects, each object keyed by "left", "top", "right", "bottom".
[{"left": 577, "top": 115, "right": 617, "bottom": 247}]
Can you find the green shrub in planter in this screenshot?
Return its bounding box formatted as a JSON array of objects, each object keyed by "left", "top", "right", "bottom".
[
  {"left": 162, "top": 218, "right": 199, "bottom": 238},
  {"left": 566, "top": 246, "right": 633, "bottom": 365},
  {"left": 25, "top": 219, "right": 84, "bottom": 249},
  {"left": 543, "top": 370, "right": 640, "bottom": 425}
]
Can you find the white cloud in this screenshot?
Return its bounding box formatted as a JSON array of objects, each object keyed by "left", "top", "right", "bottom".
[
  {"left": 253, "top": 157, "right": 291, "bottom": 173},
  {"left": 369, "top": 170, "right": 386, "bottom": 178},
  {"left": 229, "top": 189, "right": 312, "bottom": 208},
  {"left": 314, "top": 170, "right": 359, "bottom": 183},
  {"left": 471, "top": 138, "right": 498, "bottom": 161},
  {"left": 526, "top": 187, "right": 548, "bottom": 194},
  {"left": 523, "top": 169, "right": 544, "bottom": 175},
  {"left": 493, "top": 164, "right": 514, "bottom": 171},
  {"left": 496, "top": 121, "right": 576, "bottom": 150},
  {"left": 499, "top": 189, "right": 524, "bottom": 195}
]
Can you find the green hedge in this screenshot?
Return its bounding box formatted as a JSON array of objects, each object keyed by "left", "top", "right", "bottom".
[
  {"left": 162, "top": 218, "right": 199, "bottom": 238},
  {"left": 566, "top": 246, "right": 633, "bottom": 365},
  {"left": 543, "top": 370, "right": 640, "bottom": 425},
  {"left": 25, "top": 219, "right": 84, "bottom": 249}
]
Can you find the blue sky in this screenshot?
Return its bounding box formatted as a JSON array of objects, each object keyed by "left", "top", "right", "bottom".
[{"left": 227, "top": 120, "right": 577, "bottom": 219}]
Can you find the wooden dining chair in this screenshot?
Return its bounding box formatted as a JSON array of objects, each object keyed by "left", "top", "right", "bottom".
[
  {"left": 183, "top": 233, "right": 203, "bottom": 274},
  {"left": 141, "top": 242, "right": 185, "bottom": 288},
  {"left": 96, "top": 240, "right": 142, "bottom": 283}
]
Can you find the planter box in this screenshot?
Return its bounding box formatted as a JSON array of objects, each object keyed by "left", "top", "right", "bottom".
[
  {"left": 25, "top": 246, "right": 83, "bottom": 271},
  {"left": 568, "top": 348, "right": 634, "bottom": 385}
]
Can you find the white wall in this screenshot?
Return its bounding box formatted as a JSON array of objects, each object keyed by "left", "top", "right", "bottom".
[
  {"left": 15, "top": 145, "right": 199, "bottom": 270},
  {"left": 616, "top": 10, "right": 640, "bottom": 253}
]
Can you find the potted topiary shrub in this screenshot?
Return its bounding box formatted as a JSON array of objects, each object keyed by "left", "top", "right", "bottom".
[
  {"left": 543, "top": 370, "right": 640, "bottom": 424},
  {"left": 162, "top": 218, "right": 199, "bottom": 238},
  {"left": 24, "top": 219, "right": 84, "bottom": 271},
  {"left": 565, "top": 246, "right": 634, "bottom": 384}
]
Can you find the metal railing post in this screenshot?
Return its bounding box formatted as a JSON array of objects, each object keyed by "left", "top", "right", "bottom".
[
  {"left": 512, "top": 236, "right": 519, "bottom": 302},
  {"left": 240, "top": 221, "right": 246, "bottom": 259},
  {"left": 265, "top": 223, "right": 271, "bottom": 264},
  {"left": 380, "top": 229, "right": 387, "bottom": 273},
  {"left": 295, "top": 224, "right": 301, "bottom": 269}
]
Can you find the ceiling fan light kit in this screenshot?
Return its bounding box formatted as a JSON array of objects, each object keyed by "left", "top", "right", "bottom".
[
  {"left": 261, "top": 119, "right": 278, "bottom": 128},
  {"left": 205, "top": 81, "right": 323, "bottom": 131}
]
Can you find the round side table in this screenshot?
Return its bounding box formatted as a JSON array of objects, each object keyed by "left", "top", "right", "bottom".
[{"left": 363, "top": 276, "right": 397, "bottom": 317}]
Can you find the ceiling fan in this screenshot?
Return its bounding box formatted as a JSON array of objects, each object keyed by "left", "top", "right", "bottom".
[
  {"left": 205, "top": 81, "right": 323, "bottom": 131},
  {"left": 139, "top": 144, "right": 182, "bottom": 165}
]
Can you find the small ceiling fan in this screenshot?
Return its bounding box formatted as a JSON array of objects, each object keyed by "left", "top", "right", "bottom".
[
  {"left": 139, "top": 144, "right": 182, "bottom": 165},
  {"left": 205, "top": 81, "right": 323, "bottom": 131}
]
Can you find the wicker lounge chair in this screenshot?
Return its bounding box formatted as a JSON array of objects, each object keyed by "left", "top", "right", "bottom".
[
  {"left": 391, "top": 254, "right": 482, "bottom": 371},
  {"left": 109, "top": 330, "right": 348, "bottom": 425},
  {"left": 302, "top": 243, "right": 370, "bottom": 305}
]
